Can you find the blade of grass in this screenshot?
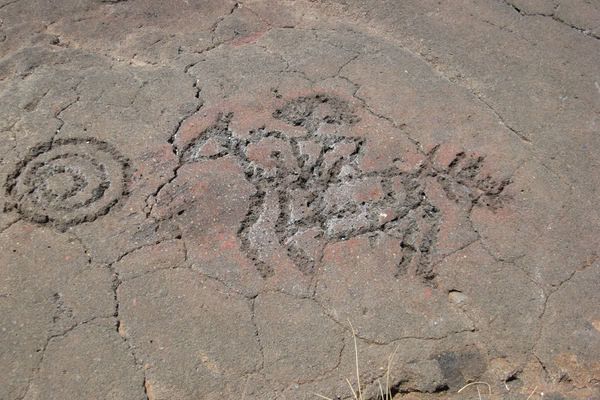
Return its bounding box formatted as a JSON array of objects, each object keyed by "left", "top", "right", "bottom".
[
  {"left": 385, "top": 344, "right": 401, "bottom": 400},
  {"left": 311, "top": 393, "right": 334, "bottom": 400},
  {"left": 457, "top": 381, "right": 491, "bottom": 396},
  {"left": 377, "top": 379, "right": 384, "bottom": 400},
  {"left": 525, "top": 386, "right": 538, "bottom": 400},
  {"left": 346, "top": 377, "right": 359, "bottom": 400},
  {"left": 348, "top": 320, "right": 362, "bottom": 400}
]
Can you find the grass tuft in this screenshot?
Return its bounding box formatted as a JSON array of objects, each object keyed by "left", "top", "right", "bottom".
[
  {"left": 457, "top": 381, "right": 491, "bottom": 400},
  {"left": 312, "top": 320, "right": 400, "bottom": 400}
]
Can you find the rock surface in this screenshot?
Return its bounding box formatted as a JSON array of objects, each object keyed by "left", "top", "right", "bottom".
[{"left": 1, "top": 0, "right": 599, "bottom": 399}]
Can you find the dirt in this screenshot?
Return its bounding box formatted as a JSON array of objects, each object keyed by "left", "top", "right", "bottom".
[{"left": 0, "top": 0, "right": 599, "bottom": 399}]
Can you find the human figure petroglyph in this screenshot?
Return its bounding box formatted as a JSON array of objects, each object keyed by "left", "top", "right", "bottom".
[{"left": 176, "top": 94, "right": 445, "bottom": 280}]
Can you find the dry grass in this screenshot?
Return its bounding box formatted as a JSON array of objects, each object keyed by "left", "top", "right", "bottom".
[
  {"left": 312, "top": 321, "right": 400, "bottom": 400},
  {"left": 457, "top": 381, "right": 491, "bottom": 399},
  {"left": 311, "top": 321, "right": 517, "bottom": 400}
]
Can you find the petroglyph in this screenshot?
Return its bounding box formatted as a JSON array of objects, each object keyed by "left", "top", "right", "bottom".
[
  {"left": 173, "top": 95, "right": 508, "bottom": 280},
  {"left": 5, "top": 138, "right": 129, "bottom": 229}
]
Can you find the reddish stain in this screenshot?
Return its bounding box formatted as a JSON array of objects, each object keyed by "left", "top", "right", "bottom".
[
  {"left": 219, "top": 233, "right": 235, "bottom": 250},
  {"left": 425, "top": 288, "right": 432, "bottom": 298},
  {"left": 231, "top": 27, "right": 270, "bottom": 46},
  {"left": 65, "top": 255, "right": 71, "bottom": 261},
  {"left": 149, "top": 244, "right": 163, "bottom": 257},
  {"left": 132, "top": 300, "right": 137, "bottom": 306}
]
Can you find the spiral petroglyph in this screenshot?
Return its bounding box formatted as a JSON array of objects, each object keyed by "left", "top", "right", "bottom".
[{"left": 5, "top": 138, "right": 129, "bottom": 229}]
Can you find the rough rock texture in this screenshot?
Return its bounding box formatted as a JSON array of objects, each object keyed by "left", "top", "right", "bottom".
[{"left": 1, "top": 0, "right": 599, "bottom": 399}]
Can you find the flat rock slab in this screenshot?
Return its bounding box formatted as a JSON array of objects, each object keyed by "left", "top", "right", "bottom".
[{"left": 1, "top": 1, "right": 599, "bottom": 399}]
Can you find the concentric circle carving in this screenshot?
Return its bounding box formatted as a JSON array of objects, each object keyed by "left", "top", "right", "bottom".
[{"left": 6, "top": 138, "right": 128, "bottom": 228}]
